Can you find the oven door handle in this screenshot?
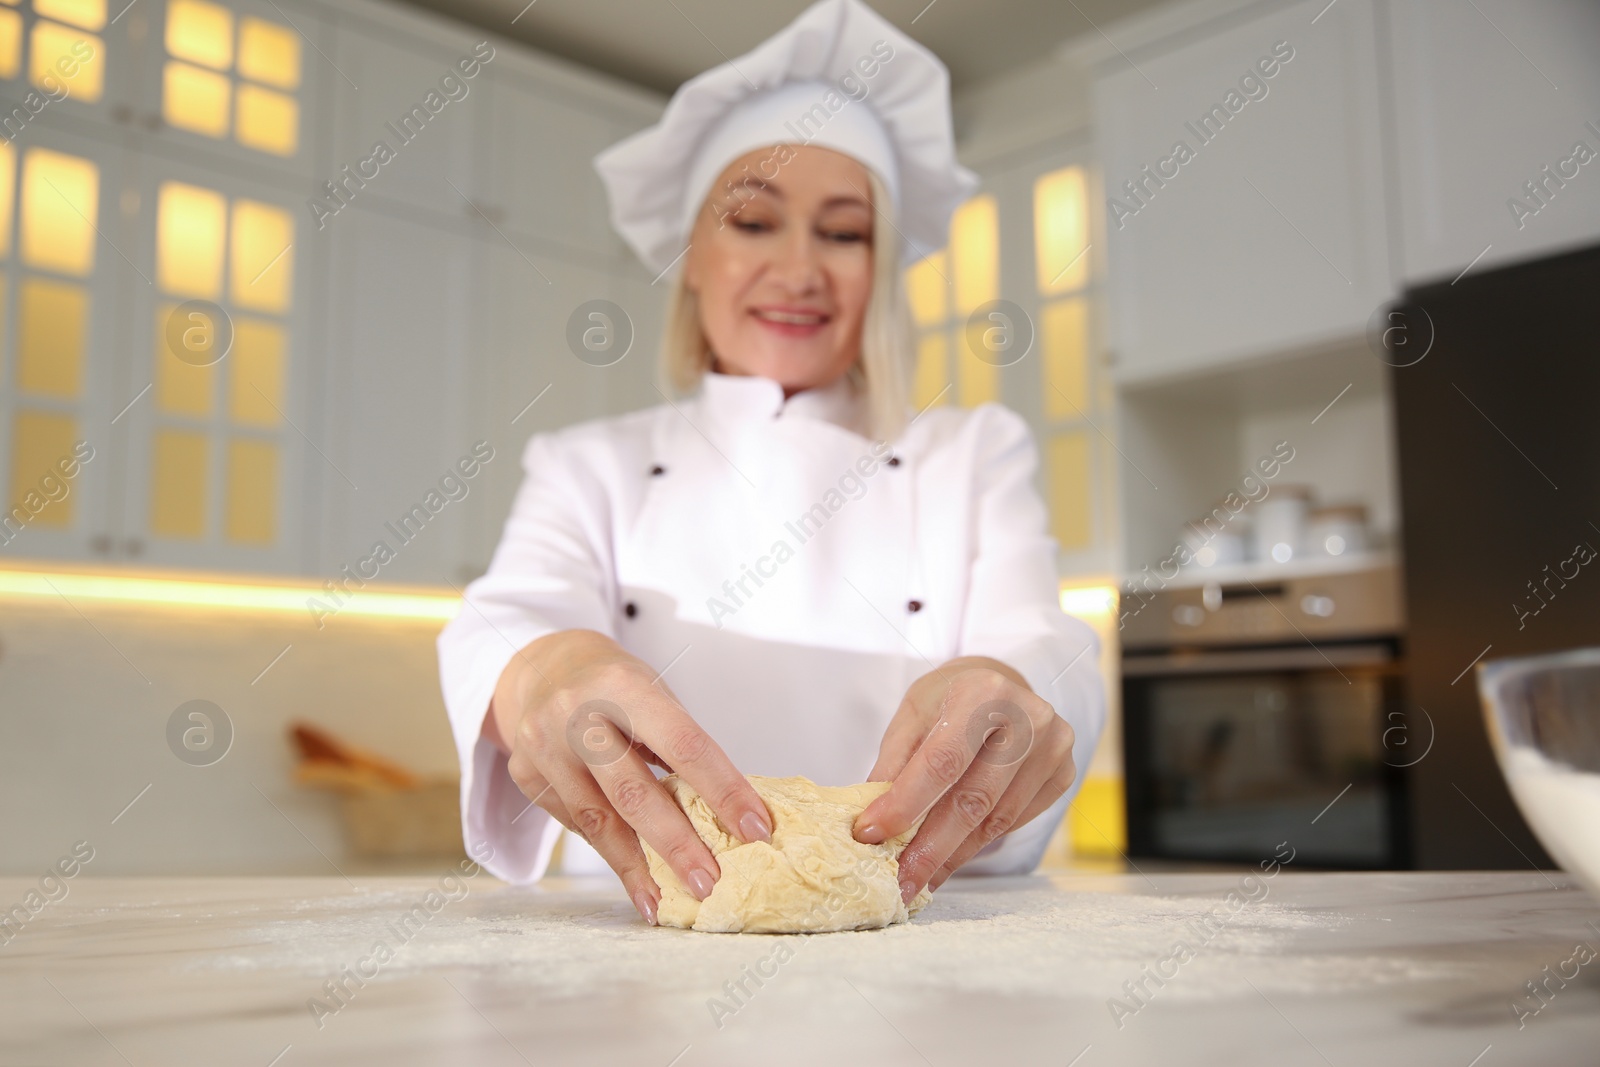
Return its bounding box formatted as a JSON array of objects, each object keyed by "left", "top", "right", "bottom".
[{"left": 1121, "top": 642, "right": 1395, "bottom": 676}]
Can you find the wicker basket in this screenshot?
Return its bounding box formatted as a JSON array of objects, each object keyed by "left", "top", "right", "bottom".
[{"left": 337, "top": 780, "right": 463, "bottom": 858}]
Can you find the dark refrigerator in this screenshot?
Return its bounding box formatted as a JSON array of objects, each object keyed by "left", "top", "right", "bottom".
[{"left": 1391, "top": 241, "right": 1600, "bottom": 869}]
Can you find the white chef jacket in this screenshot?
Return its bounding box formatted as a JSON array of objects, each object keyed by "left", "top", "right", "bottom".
[{"left": 437, "top": 369, "right": 1105, "bottom": 885}]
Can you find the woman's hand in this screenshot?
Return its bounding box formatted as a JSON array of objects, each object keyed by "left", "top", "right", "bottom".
[
  {"left": 485, "top": 629, "right": 772, "bottom": 925},
  {"left": 852, "top": 658, "right": 1076, "bottom": 902}
]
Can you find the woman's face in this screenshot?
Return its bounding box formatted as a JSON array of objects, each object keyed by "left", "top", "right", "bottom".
[{"left": 685, "top": 145, "right": 875, "bottom": 394}]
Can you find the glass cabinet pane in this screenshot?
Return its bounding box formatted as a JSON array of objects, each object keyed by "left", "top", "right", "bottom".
[
  {"left": 21, "top": 148, "right": 98, "bottom": 276},
  {"left": 17, "top": 277, "right": 86, "bottom": 397},
  {"left": 156, "top": 180, "right": 225, "bottom": 297}
]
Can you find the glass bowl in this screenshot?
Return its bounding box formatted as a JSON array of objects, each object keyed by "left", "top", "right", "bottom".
[{"left": 1477, "top": 647, "right": 1600, "bottom": 899}]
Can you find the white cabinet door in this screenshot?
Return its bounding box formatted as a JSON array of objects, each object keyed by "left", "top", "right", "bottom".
[
  {"left": 116, "top": 0, "right": 328, "bottom": 183},
  {"left": 115, "top": 148, "right": 311, "bottom": 574},
  {"left": 484, "top": 71, "right": 632, "bottom": 260},
  {"left": 1094, "top": 0, "right": 1392, "bottom": 383},
  {"left": 318, "top": 205, "right": 479, "bottom": 586},
  {"left": 458, "top": 244, "right": 662, "bottom": 580},
  {"left": 325, "top": 21, "right": 489, "bottom": 226},
  {"left": 0, "top": 127, "right": 123, "bottom": 565},
  {"left": 1388, "top": 0, "right": 1600, "bottom": 285},
  {"left": 0, "top": 0, "right": 124, "bottom": 132}
]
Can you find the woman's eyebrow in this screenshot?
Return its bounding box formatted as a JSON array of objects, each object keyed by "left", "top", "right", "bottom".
[{"left": 732, "top": 178, "right": 869, "bottom": 210}]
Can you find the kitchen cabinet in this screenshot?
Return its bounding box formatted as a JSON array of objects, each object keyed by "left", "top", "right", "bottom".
[
  {"left": 110, "top": 0, "right": 328, "bottom": 184},
  {"left": 0, "top": 126, "right": 124, "bottom": 564},
  {"left": 484, "top": 70, "right": 632, "bottom": 263},
  {"left": 318, "top": 203, "right": 480, "bottom": 586},
  {"left": 1, "top": 122, "right": 317, "bottom": 574},
  {"left": 1386, "top": 0, "right": 1600, "bottom": 285},
  {"left": 0, "top": 0, "right": 664, "bottom": 583},
  {"left": 0, "top": 0, "right": 124, "bottom": 133},
  {"left": 312, "top": 24, "right": 663, "bottom": 587},
  {"left": 1091, "top": 0, "right": 1392, "bottom": 383},
  {"left": 460, "top": 242, "right": 666, "bottom": 581},
  {"left": 326, "top": 11, "right": 488, "bottom": 229},
  {"left": 112, "top": 146, "right": 312, "bottom": 574}
]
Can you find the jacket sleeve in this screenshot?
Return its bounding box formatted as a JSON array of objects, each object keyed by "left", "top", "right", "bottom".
[
  {"left": 952, "top": 404, "right": 1107, "bottom": 876},
  {"left": 436, "top": 429, "right": 618, "bottom": 885}
]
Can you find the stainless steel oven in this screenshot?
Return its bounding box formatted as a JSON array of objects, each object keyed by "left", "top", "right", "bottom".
[{"left": 1120, "top": 564, "right": 1411, "bottom": 868}]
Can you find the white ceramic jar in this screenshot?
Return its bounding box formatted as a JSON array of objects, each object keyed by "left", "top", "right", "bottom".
[{"left": 1253, "top": 485, "right": 1313, "bottom": 564}]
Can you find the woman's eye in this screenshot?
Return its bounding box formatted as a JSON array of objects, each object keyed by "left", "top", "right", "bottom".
[
  {"left": 822, "top": 229, "right": 867, "bottom": 243},
  {"left": 732, "top": 217, "right": 771, "bottom": 233}
]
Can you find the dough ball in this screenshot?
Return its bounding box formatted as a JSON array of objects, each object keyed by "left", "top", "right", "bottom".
[{"left": 639, "top": 774, "right": 932, "bottom": 933}]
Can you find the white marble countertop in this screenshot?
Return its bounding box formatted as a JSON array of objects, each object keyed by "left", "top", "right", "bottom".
[{"left": 3, "top": 871, "right": 1598, "bottom": 1066}]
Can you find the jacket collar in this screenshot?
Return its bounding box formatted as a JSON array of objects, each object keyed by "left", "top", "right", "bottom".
[{"left": 696, "top": 368, "right": 867, "bottom": 435}]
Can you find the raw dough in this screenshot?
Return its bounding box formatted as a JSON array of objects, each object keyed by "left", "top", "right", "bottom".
[{"left": 640, "top": 774, "right": 933, "bottom": 933}]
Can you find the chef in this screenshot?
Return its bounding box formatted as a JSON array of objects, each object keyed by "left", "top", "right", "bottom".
[{"left": 437, "top": 0, "right": 1104, "bottom": 926}]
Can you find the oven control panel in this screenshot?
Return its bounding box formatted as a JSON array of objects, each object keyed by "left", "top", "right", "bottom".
[{"left": 1118, "top": 564, "right": 1404, "bottom": 650}]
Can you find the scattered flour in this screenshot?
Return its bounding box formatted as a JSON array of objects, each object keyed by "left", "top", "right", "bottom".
[{"left": 191, "top": 874, "right": 1456, "bottom": 1004}]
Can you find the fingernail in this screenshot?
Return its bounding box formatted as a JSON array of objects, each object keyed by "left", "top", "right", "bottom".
[
  {"left": 633, "top": 890, "right": 657, "bottom": 926},
  {"left": 740, "top": 811, "right": 772, "bottom": 843},
  {"left": 687, "top": 868, "right": 716, "bottom": 901},
  {"left": 899, "top": 879, "right": 917, "bottom": 905},
  {"left": 856, "top": 822, "right": 886, "bottom": 844}
]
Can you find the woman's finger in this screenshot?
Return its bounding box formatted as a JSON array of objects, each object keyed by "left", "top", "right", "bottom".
[
  {"left": 890, "top": 740, "right": 1025, "bottom": 902},
  {"left": 583, "top": 720, "right": 727, "bottom": 903},
  {"left": 855, "top": 674, "right": 1034, "bottom": 845},
  {"left": 625, "top": 696, "right": 773, "bottom": 847},
  {"left": 529, "top": 741, "right": 666, "bottom": 924},
  {"left": 928, "top": 720, "right": 1076, "bottom": 890},
  {"left": 511, "top": 745, "right": 662, "bottom": 925}
]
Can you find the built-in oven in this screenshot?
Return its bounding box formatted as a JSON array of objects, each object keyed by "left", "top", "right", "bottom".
[{"left": 1120, "top": 564, "right": 1411, "bottom": 868}]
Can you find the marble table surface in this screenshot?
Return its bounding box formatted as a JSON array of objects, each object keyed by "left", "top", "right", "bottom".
[{"left": 2, "top": 870, "right": 1598, "bottom": 1066}]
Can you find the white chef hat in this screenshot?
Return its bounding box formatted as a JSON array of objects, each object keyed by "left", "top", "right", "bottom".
[{"left": 593, "top": 0, "right": 977, "bottom": 275}]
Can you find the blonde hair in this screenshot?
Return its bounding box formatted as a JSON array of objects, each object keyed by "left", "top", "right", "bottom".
[{"left": 659, "top": 169, "right": 914, "bottom": 444}]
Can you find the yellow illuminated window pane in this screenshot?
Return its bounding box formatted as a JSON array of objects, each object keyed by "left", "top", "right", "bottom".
[
  {"left": 21, "top": 147, "right": 98, "bottom": 277},
  {"left": 1035, "top": 166, "right": 1089, "bottom": 295},
  {"left": 154, "top": 303, "right": 214, "bottom": 416},
  {"left": 1042, "top": 297, "right": 1089, "bottom": 420},
  {"left": 238, "top": 16, "right": 300, "bottom": 89},
  {"left": 0, "top": 9, "right": 20, "bottom": 80},
  {"left": 8, "top": 410, "right": 77, "bottom": 527},
  {"left": 225, "top": 438, "right": 277, "bottom": 544},
  {"left": 0, "top": 140, "right": 13, "bottom": 255},
  {"left": 230, "top": 198, "right": 292, "bottom": 311},
  {"left": 230, "top": 317, "right": 284, "bottom": 427},
  {"left": 163, "top": 60, "right": 230, "bottom": 138},
  {"left": 235, "top": 84, "right": 298, "bottom": 157},
  {"left": 956, "top": 320, "right": 999, "bottom": 409},
  {"left": 913, "top": 332, "right": 948, "bottom": 412},
  {"left": 1047, "top": 431, "right": 1093, "bottom": 552},
  {"left": 18, "top": 278, "right": 87, "bottom": 398},
  {"left": 905, "top": 251, "right": 948, "bottom": 328},
  {"left": 35, "top": 0, "right": 105, "bottom": 31},
  {"left": 156, "top": 180, "right": 225, "bottom": 299},
  {"left": 950, "top": 194, "right": 997, "bottom": 316},
  {"left": 150, "top": 428, "right": 208, "bottom": 538},
  {"left": 165, "top": 0, "right": 232, "bottom": 70},
  {"left": 30, "top": 23, "right": 104, "bottom": 103}
]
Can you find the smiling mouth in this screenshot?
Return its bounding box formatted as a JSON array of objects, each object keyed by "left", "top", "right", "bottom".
[{"left": 752, "top": 309, "right": 829, "bottom": 326}]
